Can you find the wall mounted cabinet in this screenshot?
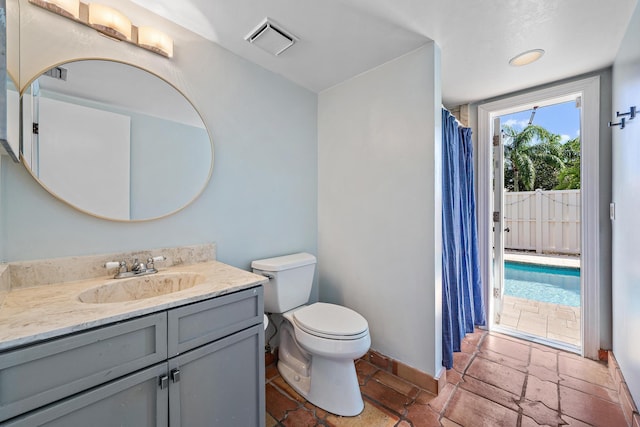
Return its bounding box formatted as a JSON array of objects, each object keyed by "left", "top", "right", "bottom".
[{"left": 1, "top": 0, "right": 19, "bottom": 162}]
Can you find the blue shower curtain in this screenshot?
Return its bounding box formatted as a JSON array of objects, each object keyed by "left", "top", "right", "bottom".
[{"left": 441, "top": 109, "right": 485, "bottom": 369}]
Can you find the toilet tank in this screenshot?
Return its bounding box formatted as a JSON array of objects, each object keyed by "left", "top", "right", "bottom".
[{"left": 251, "top": 253, "right": 316, "bottom": 313}]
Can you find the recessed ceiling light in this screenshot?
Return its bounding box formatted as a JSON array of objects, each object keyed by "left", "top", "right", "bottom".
[{"left": 509, "top": 49, "right": 545, "bottom": 66}]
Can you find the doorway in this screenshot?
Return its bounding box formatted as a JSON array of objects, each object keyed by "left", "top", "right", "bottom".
[
  {"left": 477, "top": 77, "right": 602, "bottom": 359},
  {"left": 493, "top": 100, "right": 582, "bottom": 352}
]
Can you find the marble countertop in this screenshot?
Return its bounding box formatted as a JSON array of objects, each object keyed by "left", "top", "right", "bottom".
[{"left": 0, "top": 261, "right": 268, "bottom": 352}]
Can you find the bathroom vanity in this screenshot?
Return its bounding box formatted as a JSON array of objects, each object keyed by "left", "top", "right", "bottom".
[{"left": 0, "top": 253, "right": 267, "bottom": 426}]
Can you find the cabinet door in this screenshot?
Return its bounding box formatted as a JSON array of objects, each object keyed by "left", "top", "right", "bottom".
[
  {"left": 0, "top": 312, "right": 167, "bottom": 422},
  {"left": 169, "top": 324, "right": 265, "bottom": 427},
  {"left": 3, "top": 364, "right": 169, "bottom": 427},
  {"left": 168, "top": 286, "right": 263, "bottom": 356}
]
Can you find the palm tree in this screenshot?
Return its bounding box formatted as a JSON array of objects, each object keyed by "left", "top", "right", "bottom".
[{"left": 502, "top": 124, "right": 565, "bottom": 191}]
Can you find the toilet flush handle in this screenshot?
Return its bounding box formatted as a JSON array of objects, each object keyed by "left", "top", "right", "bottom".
[{"left": 259, "top": 271, "right": 274, "bottom": 279}]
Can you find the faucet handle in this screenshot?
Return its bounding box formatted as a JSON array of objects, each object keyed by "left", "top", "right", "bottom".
[
  {"left": 105, "top": 261, "right": 120, "bottom": 269},
  {"left": 105, "top": 261, "right": 128, "bottom": 274},
  {"left": 147, "top": 255, "right": 166, "bottom": 271},
  {"left": 104, "top": 261, "right": 127, "bottom": 273}
]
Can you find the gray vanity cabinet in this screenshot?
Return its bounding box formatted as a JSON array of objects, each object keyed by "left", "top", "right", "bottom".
[
  {"left": 168, "top": 286, "right": 263, "bottom": 356},
  {"left": 169, "top": 325, "right": 264, "bottom": 427},
  {"left": 0, "top": 312, "right": 168, "bottom": 422},
  {"left": 0, "top": 286, "right": 265, "bottom": 427},
  {"left": 3, "top": 364, "right": 169, "bottom": 427}
]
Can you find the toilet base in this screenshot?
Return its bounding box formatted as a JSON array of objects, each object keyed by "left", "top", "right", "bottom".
[
  {"left": 278, "top": 355, "right": 364, "bottom": 417},
  {"left": 277, "top": 322, "right": 365, "bottom": 417}
]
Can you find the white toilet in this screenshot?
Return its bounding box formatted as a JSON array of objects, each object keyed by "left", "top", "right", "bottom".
[{"left": 252, "top": 252, "right": 371, "bottom": 416}]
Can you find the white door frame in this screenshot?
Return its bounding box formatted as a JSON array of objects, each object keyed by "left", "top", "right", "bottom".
[
  {"left": 477, "top": 76, "right": 601, "bottom": 359},
  {"left": 492, "top": 117, "right": 505, "bottom": 323}
]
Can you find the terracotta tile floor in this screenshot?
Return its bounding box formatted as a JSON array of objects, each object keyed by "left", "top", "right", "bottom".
[{"left": 265, "top": 330, "right": 629, "bottom": 426}]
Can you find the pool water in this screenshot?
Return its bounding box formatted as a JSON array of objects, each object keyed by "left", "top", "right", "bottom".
[{"left": 504, "top": 262, "right": 580, "bottom": 307}]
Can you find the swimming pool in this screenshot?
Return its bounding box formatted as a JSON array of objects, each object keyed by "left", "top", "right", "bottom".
[{"left": 504, "top": 262, "right": 580, "bottom": 307}]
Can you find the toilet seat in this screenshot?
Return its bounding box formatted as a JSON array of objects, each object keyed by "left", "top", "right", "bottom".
[{"left": 292, "top": 303, "right": 369, "bottom": 340}]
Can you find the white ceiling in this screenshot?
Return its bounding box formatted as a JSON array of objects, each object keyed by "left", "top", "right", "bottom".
[{"left": 124, "top": 0, "right": 637, "bottom": 106}]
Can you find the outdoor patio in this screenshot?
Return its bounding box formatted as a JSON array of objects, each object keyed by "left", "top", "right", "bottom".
[
  {"left": 498, "top": 252, "right": 581, "bottom": 348},
  {"left": 498, "top": 294, "right": 581, "bottom": 347}
]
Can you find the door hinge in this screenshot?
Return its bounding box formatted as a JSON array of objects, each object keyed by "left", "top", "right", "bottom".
[
  {"left": 493, "top": 211, "right": 501, "bottom": 223},
  {"left": 32, "top": 123, "right": 39, "bottom": 135},
  {"left": 493, "top": 135, "right": 500, "bottom": 146},
  {"left": 493, "top": 288, "right": 500, "bottom": 298}
]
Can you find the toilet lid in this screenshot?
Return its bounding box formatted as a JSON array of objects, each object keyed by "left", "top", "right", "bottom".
[{"left": 292, "top": 302, "right": 368, "bottom": 339}]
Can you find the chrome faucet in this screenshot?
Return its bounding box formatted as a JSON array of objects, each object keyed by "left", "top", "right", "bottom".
[
  {"left": 131, "top": 258, "right": 146, "bottom": 273},
  {"left": 104, "top": 256, "right": 166, "bottom": 279}
]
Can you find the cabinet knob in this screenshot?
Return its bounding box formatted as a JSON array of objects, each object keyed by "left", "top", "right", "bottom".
[
  {"left": 159, "top": 375, "right": 169, "bottom": 390},
  {"left": 171, "top": 368, "right": 181, "bottom": 383}
]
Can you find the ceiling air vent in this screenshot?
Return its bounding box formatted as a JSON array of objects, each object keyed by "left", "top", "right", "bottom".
[{"left": 245, "top": 18, "right": 297, "bottom": 56}]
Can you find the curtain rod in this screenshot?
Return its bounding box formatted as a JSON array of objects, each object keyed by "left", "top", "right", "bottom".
[{"left": 442, "top": 105, "right": 464, "bottom": 128}]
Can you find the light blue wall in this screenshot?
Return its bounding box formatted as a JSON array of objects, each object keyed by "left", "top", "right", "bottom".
[
  {"left": 2, "top": 2, "right": 318, "bottom": 297},
  {"left": 611, "top": 2, "right": 640, "bottom": 406},
  {"left": 318, "top": 45, "right": 443, "bottom": 377}
]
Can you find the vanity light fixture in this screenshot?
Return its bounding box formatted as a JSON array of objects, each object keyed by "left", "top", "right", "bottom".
[
  {"left": 28, "top": 0, "right": 174, "bottom": 58},
  {"left": 88, "top": 3, "right": 132, "bottom": 41},
  {"left": 137, "top": 26, "right": 173, "bottom": 58},
  {"left": 30, "top": 0, "right": 80, "bottom": 19},
  {"left": 509, "top": 49, "right": 545, "bottom": 66}
]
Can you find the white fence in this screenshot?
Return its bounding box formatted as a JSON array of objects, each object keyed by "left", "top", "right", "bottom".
[{"left": 503, "top": 189, "right": 581, "bottom": 255}]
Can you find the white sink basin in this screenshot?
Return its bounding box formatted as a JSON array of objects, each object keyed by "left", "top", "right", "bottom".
[{"left": 78, "top": 272, "right": 206, "bottom": 304}]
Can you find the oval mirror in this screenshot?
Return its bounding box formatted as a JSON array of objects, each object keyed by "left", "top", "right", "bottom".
[{"left": 20, "top": 59, "right": 213, "bottom": 221}]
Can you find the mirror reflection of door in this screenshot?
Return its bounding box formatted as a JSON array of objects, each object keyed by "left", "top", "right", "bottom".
[{"left": 38, "top": 92, "right": 131, "bottom": 220}]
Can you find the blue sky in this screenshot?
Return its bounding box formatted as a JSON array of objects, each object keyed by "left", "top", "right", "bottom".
[{"left": 500, "top": 100, "right": 581, "bottom": 143}]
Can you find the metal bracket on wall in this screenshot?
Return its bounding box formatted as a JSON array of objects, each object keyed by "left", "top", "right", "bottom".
[{"left": 609, "top": 106, "right": 636, "bottom": 129}]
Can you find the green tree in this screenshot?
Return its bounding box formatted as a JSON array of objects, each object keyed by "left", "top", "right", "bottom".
[
  {"left": 502, "top": 124, "right": 564, "bottom": 191},
  {"left": 555, "top": 137, "right": 581, "bottom": 190},
  {"left": 533, "top": 156, "right": 561, "bottom": 190}
]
